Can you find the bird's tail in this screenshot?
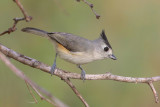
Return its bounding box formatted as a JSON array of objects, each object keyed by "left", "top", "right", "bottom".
[{"left": 21, "top": 27, "right": 49, "bottom": 37}]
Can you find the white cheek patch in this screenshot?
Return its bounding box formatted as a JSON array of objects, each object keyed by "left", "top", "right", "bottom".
[{"left": 101, "top": 44, "right": 113, "bottom": 55}]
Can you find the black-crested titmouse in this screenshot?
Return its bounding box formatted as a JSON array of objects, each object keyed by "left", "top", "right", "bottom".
[{"left": 21, "top": 27, "right": 117, "bottom": 80}]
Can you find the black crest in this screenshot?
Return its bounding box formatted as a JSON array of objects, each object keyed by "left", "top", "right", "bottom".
[{"left": 101, "top": 30, "right": 112, "bottom": 49}]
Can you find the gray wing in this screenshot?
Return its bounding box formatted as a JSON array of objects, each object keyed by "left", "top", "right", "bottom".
[{"left": 48, "top": 32, "right": 93, "bottom": 52}]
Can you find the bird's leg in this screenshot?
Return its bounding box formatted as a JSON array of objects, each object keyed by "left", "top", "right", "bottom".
[
  {"left": 77, "top": 65, "right": 86, "bottom": 81},
  {"left": 50, "top": 53, "right": 58, "bottom": 75}
]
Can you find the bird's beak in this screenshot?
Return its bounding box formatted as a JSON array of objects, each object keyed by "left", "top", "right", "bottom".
[{"left": 109, "top": 54, "right": 117, "bottom": 60}]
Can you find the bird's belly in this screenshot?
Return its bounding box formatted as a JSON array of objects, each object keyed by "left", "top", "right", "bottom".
[
  {"left": 55, "top": 43, "right": 94, "bottom": 64},
  {"left": 57, "top": 50, "right": 94, "bottom": 65}
]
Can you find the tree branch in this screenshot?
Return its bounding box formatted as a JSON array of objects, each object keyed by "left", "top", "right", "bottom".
[
  {"left": 0, "top": 43, "right": 160, "bottom": 104},
  {"left": 25, "top": 81, "right": 38, "bottom": 104},
  {"left": 1, "top": 42, "right": 160, "bottom": 82},
  {"left": 63, "top": 78, "right": 89, "bottom": 107},
  {"left": 0, "top": 51, "right": 68, "bottom": 107},
  {"left": 13, "top": 0, "right": 32, "bottom": 22},
  {"left": 148, "top": 81, "right": 159, "bottom": 103},
  {"left": 0, "top": 42, "right": 160, "bottom": 81},
  {"left": 0, "top": 0, "right": 32, "bottom": 36},
  {"left": 76, "top": 0, "right": 100, "bottom": 19},
  {"left": 0, "top": 18, "right": 25, "bottom": 36}
]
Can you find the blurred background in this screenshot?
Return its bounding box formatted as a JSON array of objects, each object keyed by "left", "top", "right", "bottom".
[{"left": 0, "top": 0, "right": 160, "bottom": 107}]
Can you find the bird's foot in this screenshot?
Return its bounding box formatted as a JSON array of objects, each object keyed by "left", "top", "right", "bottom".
[
  {"left": 78, "top": 65, "right": 86, "bottom": 81},
  {"left": 50, "top": 63, "right": 56, "bottom": 76},
  {"left": 81, "top": 70, "right": 86, "bottom": 81}
]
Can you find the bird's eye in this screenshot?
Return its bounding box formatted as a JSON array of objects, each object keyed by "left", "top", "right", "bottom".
[{"left": 104, "top": 47, "right": 109, "bottom": 51}]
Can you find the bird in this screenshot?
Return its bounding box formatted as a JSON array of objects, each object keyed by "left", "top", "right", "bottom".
[{"left": 21, "top": 27, "right": 117, "bottom": 80}]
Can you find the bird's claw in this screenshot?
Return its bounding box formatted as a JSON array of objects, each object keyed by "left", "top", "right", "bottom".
[
  {"left": 50, "top": 63, "right": 56, "bottom": 75},
  {"left": 81, "top": 69, "right": 86, "bottom": 82}
]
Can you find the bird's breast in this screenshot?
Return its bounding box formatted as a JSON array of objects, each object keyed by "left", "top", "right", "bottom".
[{"left": 56, "top": 43, "right": 94, "bottom": 64}]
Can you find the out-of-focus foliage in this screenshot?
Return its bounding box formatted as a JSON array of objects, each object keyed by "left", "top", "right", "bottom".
[{"left": 0, "top": 0, "right": 160, "bottom": 107}]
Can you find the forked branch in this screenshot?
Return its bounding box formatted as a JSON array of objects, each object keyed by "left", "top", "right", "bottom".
[
  {"left": 13, "top": 0, "right": 32, "bottom": 21},
  {"left": 0, "top": 51, "right": 68, "bottom": 107},
  {"left": 0, "top": 0, "right": 32, "bottom": 36},
  {"left": 0, "top": 43, "right": 160, "bottom": 105}
]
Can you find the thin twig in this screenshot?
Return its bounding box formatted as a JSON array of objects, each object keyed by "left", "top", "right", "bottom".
[
  {"left": 76, "top": 0, "right": 100, "bottom": 19},
  {"left": 0, "top": 0, "right": 32, "bottom": 36},
  {"left": 28, "top": 81, "right": 59, "bottom": 106},
  {"left": 0, "top": 18, "right": 25, "bottom": 36},
  {"left": 148, "top": 81, "right": 159, "bottom": 103},
  {"left": 25, "top": 81, "right": 38, "bottom": 104},
  {"left": 13, "top": 0, "right": 32, "bottom": 21},
  {"left": 29, "top": 81, "right": 69, "bottom": 107},
  {"left": 63, "top": 78, "right": 89, "bottom": 107},
  {"left": 0, "top": 51, "right": 68, "bottom": 107}
]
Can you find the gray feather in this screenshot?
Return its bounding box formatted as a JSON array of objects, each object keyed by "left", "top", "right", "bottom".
[
  {"left": 48, "top": 32, "right": 93, "bottom": 52},
  {"left": 22, "top": 27, "right": 93, "bottom": 52}
]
